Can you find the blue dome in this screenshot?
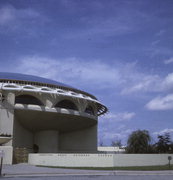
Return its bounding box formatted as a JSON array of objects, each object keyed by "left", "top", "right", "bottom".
[{"left": 0, "top": 72, "right": 74, "bottom": 89}]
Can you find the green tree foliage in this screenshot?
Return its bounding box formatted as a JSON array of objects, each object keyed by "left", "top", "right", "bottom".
[
  {"left": 155, "top": 133, "right": 171, "bottom": 153},
  {"left": 170, "top": 143, "right": 173, "bottom": 153},
  {"left": 111, "top": 139, "right": 122, "bottom": 147},
  {"left": 126, "top": 130, "right": 151, "bottom": 153}
]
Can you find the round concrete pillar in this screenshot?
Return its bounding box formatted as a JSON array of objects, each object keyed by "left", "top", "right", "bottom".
[{"left": 34, "top": 130, "right": 58, "bottom": 153}]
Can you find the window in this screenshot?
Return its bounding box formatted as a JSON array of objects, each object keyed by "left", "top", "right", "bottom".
[
  {"left": 55, "top": 100, "right": 78, "bottom": 111},
  {"left": 0, "top": 93, "right": 5, "bottom": 102},
  {"left": 85, "top": 106, "right": 94, "bottom": 115},
  {"left": 15, "top": 95, "right": 43, "bottom": 106}
]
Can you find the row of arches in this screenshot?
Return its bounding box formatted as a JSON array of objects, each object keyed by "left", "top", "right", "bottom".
[{"left": 15, "top": 95, "right": 95, "bottom": 116}]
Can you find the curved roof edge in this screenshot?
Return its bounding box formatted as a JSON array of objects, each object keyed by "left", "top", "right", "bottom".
[{"left": 0, "top": 72, "right": 97, "bottom": 100}]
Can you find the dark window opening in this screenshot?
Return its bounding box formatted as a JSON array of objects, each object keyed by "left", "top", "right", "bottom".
[
  {"left": 85, "top": 106, "right": 95, "bottom": 115},
  {"left": 0, "top": 94, "right": 5, "bottom": 102},
  {"left": 15, "top": 95, "right": 43, "bottom": 106},
  {"left": 33, "top": 144, "right": 39, "bottom": 153},
  {"left": 55, "top": 100, "right": 78, "bottom": 111}
]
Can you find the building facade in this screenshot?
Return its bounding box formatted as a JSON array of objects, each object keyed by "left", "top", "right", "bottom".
[{"left": 0, "top": 72, "right": 107, "bottom": 163}]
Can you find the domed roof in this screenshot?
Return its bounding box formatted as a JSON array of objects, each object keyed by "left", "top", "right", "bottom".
[
  {"left": 0, "top": 72, "right": 97, "bottom": 99},
  {"left": 0, "top": 72, "right": 107, "bottom": 115},
  {"left": 0, "top": 72, "right": 74, "bottom": 89}
]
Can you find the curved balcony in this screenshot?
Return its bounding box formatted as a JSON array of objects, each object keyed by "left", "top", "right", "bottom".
[
  {"left": 14, "top": 104, "right": 97, "bottom": 133},
  {"left": 0, "top": 137, "right": 12, "bottom": 145}
]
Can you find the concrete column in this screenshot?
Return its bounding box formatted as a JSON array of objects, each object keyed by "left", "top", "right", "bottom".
[
  {"left": 0, "top": 92, "right": 15, "bottom": 146},
  {"left": 45, "top": 99, "right": 53, "bottom": 108},
  {"left": 77, "top": 99, "right": 86, "bottom": 112},
  {"left": 7, "top": 92, "right": 15, "bottom": 106},
  {"left": 34, "top": 130, "right": 59, "bottom": 153}
]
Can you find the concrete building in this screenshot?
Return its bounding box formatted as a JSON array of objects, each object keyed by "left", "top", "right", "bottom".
[
  {"left": 97, "top": 146, "right": 126, "bottom": 153},
  {"left": 0, "top": 72, "right": 107, "bottom": 164}
]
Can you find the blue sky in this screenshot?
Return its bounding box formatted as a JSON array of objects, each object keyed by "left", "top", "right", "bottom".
[{"left": 0, "top": 0, "right": 173, "bottom": 145}]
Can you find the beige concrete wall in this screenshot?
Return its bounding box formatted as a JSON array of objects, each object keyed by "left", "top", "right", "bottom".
[
  {"left": 0, "top": 92, "right": 15, "bottom": 135},
  {"left": 0, "top": 146, "right": 13, "bottom": 164},
  {"left": 13, "top": 117, "right": 33, "bottom": 150},
  {"left": 28, "top": 153, "right": 114, "bottom": 167},
  {"left": 98, "top": 146, "right": 125, "bottom": 153},
  {"left": 28, "top": 153, "right": 173, "bottom": 167},
  {"left": 0, "top": 109, "right": 14, "bottom": 135},
  {"left": 113, "top": 154, "right": 173, "bottom": 166},
  {"left": 59, "top": 125, "right": 97, "bottom": 153},
  {"left": 34, "top": 130, "right": 59, "bottom": 153},
  {"left": 0, "top": 88, "right": 99, "bottom": 162}
]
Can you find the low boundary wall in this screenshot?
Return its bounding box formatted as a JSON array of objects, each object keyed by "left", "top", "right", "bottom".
[{"left": 28, "top": 153, "right": 173, "bottom": 167}]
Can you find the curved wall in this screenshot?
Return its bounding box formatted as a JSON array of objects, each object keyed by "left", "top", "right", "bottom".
[
  {"left": 34, "top": 130, "right": 59, "bottom": 153},
  {"left": 12, "top": 89, "right": 98, "bottom": 153}
]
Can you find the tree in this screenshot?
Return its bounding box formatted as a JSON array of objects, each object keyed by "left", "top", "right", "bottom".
[
  {"left": 99, "top": 139, "right": 104, "bottom": 146},
  {"left": 126, "top": 130, "right": 151, "bottom": 153},
  {"left": 111, "top": 139, "right": 122, "bottom": 147},
  {"left": 155, "top": 133, "right": 171, "bottom": 153},
  {"left": 170, "top": 143, "right": 173, "bottom": 153}
]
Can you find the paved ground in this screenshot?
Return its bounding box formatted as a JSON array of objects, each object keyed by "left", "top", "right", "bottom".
[
  {"left": 1, "top": 163, "right": 173, "bottom": 179},
  {"left": 2, "top": 175, "right": 173, "bottom": 180}
]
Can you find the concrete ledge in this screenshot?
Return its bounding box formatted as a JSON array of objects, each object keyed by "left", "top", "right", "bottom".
[
  {"left": 29, "top": 153, "right": 114, "bottom": 167},
  {"left": 0, "top": 137, "right": 12, "bottom": 145},
  {"left": 15, "top": 104, "right": 97, "bottom": 120},
  {"left": 28, "top": 153, "right": 173, "bottom": 167}
]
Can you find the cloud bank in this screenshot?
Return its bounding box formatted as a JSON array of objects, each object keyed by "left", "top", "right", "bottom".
[
  {"left": 153, "top": 128, "right": 173, "bottom": 135},
  {"left": 164, "top": 57, "right": 173, "bottom": 64},
  {"left": 146, "top": 94, "right": 173, "bottom": 110}
]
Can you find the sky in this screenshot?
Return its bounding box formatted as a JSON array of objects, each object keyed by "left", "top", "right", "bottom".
[{"left": 0, "top": 0, "right": 173, "bottom": 146}]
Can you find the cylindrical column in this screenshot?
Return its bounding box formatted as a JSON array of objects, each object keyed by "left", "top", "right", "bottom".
[{"left": 34, "top": 130, "right": 58, "bottom": 153}]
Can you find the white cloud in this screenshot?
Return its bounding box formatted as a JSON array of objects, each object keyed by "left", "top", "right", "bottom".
[
  {"left": 146, "top": 94, "right": 173, "bottom": 110},
  {"left": 155, "top": 30, "right": 165, "bottom": 36},
  {"left": 0, "top": 5, "right": 47, "bottom": 36},
  {"left": 117, "top": 125, "right": 126, "bottom": 130},
  {"left": 102, "top": 112, "right": 135, "bottom": 122},
  {"left": 64, "top": 4, "right": 148, "bottom": 39},
  {"left": 98, "top": 128, "right": 134, "bottom": 145},
  {"left": 102, "top": 132, "right": 122, "bottom": 140},
  {"left": 86, "top": 16, "right": 134, "bottom": 36},
  {"left": 3, "top": 54, "right": 173, "bottom": 103},
  {"left": 0, "top": 6, "right": 15, "bottom": 25},
  {"left": 98, "top": 112, "right": 135, "bottom": 144},
  {"left": 150, "top": 47, "right": 173, "bottom": 58},
  {"left": 122, "top": 72, "right": 173, "bottom": 95},
  {"left": 2, "top": 55, "right": 173, "bottom": 97},
  {"left": 121, "top": 75, "right": 161, "bottom": 94},
  {"left": 0, "top": 5, "right": 41, "bottom": 26},
  {"left": 13, "top": 56, "right": 122, "bottom": 89},
  {"left": 151, "top": 40, "right": 160, "bottom": 46},
  {"left": 153, "top": 128, "right": 173, "bottom": 135},
  {"left": 164, "top": 57, "right": 173, "bottom": 64},
  {"left": 5, "top": 56, "right": 146, "bottom": 93},
  {"left": 161, "top": 73, "right": 173, "bottom": 90}
]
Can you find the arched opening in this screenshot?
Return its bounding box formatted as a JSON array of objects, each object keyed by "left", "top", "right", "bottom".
[
  {"left": 85, "top": 106, "right": 95, "bottom": 115},
  {"left": 0, "top": 93, "right": 5, "bottom": 102},
  {"left": 55, "top": 100, "right": 78, "bottom": 111},
  {"left": 15, "top": 95, "right": 43, "bottom": 106}
]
